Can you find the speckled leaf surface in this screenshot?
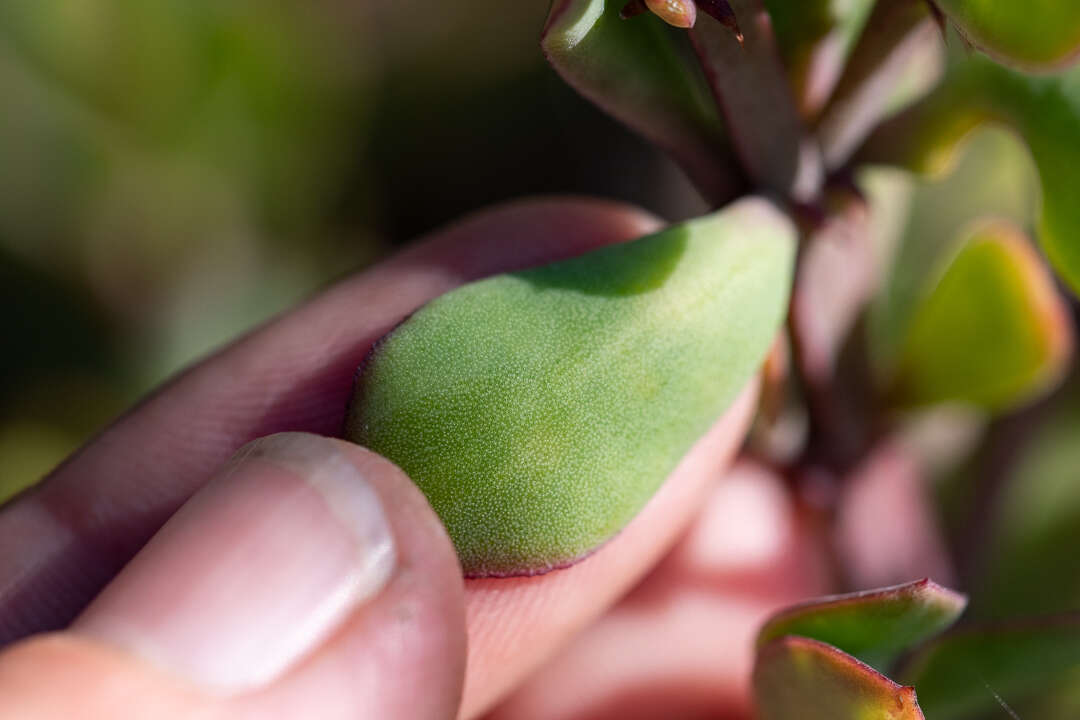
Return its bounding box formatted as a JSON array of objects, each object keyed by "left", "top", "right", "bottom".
[
  {"left": 542, "top": 0, "right": 743, "bottom": 204},
  {"left": 892, "top": 224, "right": 1072, "bottom": 412},
  {"left": 899, "top": 613, "right": 1080, "bottom": 720},
  {"left": 757, "top": 579, "right": 967, "bottom": 672},
  {"left": 754, "top": 635, "right": 925, "bottom": 720},
  {"left": 860, "top": 56, "right": 1080, "bottom": 295},
  {"left": 931, "top": 0, "right": 1080, "bottom": 71},
  {"left": 347, "top": 198, "right": 795, "bottom": 576}
]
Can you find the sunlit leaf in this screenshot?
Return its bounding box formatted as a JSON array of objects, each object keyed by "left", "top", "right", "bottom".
[
  {"left": 930, "top": 0, "right": 1080, "bottom": 71},
  {"left": 899, "top": 613, "right": 1080, "bottom": 720},
  {"left": 892, "top": 224, "right": 1074, "bottom": 413},
  {"left": 860, "top": 56, "right": 1080, "bottom": 294},
  {"left": 758, "top": 579, "right": 967, "bottom": 672},
  {"left": 754, "top": 635, "right": 925, "bottom": 720},
  {"left": 866, "top": 128, "right": 1040, "bottom": 377}
]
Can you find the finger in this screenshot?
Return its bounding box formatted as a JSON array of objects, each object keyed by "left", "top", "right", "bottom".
[
  {"left": 0, "top": 198, "right": 661, "bottom": 643},
  {"left": 0, "top": 433, "right": 466, "bottom": 720},
  {"left": 459, "top": 381, "right": 760, "bottom": 719},
  {"left": 484, "top": 460, "right": 832, "bottom": 720}
]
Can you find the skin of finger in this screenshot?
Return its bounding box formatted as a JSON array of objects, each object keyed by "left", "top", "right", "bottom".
[
  {"left": 0, "top": 444, "right": 466, "bottom": 720},
  {"left": 0, "top": 391, "right": 760, "bottom": 720},
  {"left": 0, "top": 198, "right": 662, "bottom": 644},
  {"left": 0, "top": 634, "right": 215, "bottom": 720},
  {"left": 483, "top": 461, "right": 833, "bottom": 720},
  {"left": 229, "top": 442, "right": 467, "bottom": 720},
  {"left": 458, "top": 381, "right": 761, "bottom": 720}
]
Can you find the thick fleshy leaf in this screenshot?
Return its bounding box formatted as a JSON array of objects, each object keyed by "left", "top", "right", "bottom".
[
  {"left": 817, "top": 0, "right": 945, "bottom": 169},
  {"left": 892, "top": 224, "right": 1073, "bottom": 413},
  {"left": 899, "top": 613, "right": 1080, "bottom": 720},
  {"left": 347, "top": 198, "right": 796, "bottom": 576},
  {"left": 689, "top": 0, "right": 824, "bottom": 202},
  {"left": 542, "top": 0, "right": 743, "bottom": 204},
  {"left": 866, "top": 128, "right": 1040, "bottom": 377},
  {"left": 930, "top": 0, "right": 1080, "bottom": 71},
  {"left": 754, "top": 636, "right": 924, "bottom": 720},
  {"left": 860, "top": 56, "right": 1080, "bottom": 294},
  {"left": 757, "top": 579, "right": 967, "bottom": 672},
  {"left": 763, "top": 0, "right": 876, "bottom": 117}
]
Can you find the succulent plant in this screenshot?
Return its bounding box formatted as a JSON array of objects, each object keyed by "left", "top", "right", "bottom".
[{"left": 348, "top": 1, "right": 1080, "bottom": 716}]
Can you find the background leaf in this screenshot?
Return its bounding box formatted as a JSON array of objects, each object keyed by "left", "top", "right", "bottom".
[
  {"left": 930, "top": 0, "right": 1080, "bottom": 71},
  {"left": 689, "top": 0, "right": 823, "bottom": 202},
  {"left": 542, "top": 0, "right": 743, "bottom": 204},
  {"left": 754, "top": 635, "right": 924, "bottom": 720},
  {"left": 892, "top": 224, "right": 1073, "bottom": 413},
  {"left": 861, "top": 55, "right": 1080, "bottom": 295},
  {"left": 899, "top": 613, "right": 1080, "bottom": 720},
  {"left": 763, "top": 0, "right": 876, "bottom": 118},
  {"left": 757, "top": 579, "right": 967, "bottom": 671}
]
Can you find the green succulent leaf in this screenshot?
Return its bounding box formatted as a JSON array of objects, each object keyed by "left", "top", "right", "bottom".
[
  {"left": 763, "top": 0, "right": 876, "bottom": 117},
  {"left": 860, "top": 56, "right": 1080, "bottom": 295},
  {"left": 346, "top": 198, "right": 796, "bottom": 576},
  {"left": 866, "top": 128, "right": 1040, "bottom": 377},
  {"left": 754, "top": 636, "right": 925, "bottom": 720},
  {"left": 930, "top": 0, "right": 1080, "bottom": 71},
  {"left": 899, "top": 613, "right": 1080, "bottom": 720},
  {"left": 542, "top": 0, "right": 743, "bottom": 204},
  {"left": 892, "top": 224, "right": 1073, "bottom": 413},
  {"left": 757, "top": 579, "right": 968, "bottom": 672}
]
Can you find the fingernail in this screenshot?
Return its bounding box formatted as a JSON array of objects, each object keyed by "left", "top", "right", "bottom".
[{"left": 74, "top": 432, "right": 396, "bottom": 692}]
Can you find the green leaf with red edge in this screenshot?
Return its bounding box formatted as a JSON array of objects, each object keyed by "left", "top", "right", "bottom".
[
  {"left": 859, "top": 55, "right": 1080, "bottom": 295},
  {"left": 754, "top": 636, "right": 925, "bottom": 720},
  {"left": 891, "top": 224, "right": 1074, "bottom": 413},
  {"left": 930, "top": 0, "right": 1080, "bottom": 72},
  {"left": 757, "top": 579, "right": 967, "bottom": 672},
  {"left": 898, "top": 613, "right": 1080, "bottom": 720},
  {"left": 541, "top": 0, "right": 743, "bottom": 204}
]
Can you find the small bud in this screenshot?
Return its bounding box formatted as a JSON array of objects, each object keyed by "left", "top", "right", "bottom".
[{"left": 645, "top": 0, "right": 698, "bottom": 29}]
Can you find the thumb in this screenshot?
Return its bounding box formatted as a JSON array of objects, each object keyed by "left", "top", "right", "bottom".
[{"left": 0, "top": 433, "right": 466, "bottom": 720}]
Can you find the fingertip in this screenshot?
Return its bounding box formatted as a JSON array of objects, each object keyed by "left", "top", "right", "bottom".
[
  {"left": 238, "top": 440, "right": 468, "bottom": 719},
  {"left": 0, "top": 633, "right": 208, "bottom": 719}
]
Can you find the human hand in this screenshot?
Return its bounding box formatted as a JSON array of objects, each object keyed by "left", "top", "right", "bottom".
[{"left": 0, "top": 199, "right": 820, "bottom": 719}]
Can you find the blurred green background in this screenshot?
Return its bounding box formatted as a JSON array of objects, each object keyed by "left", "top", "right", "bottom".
[{"left": 0, "top": 0, "right": 715, "bottom": 499}]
